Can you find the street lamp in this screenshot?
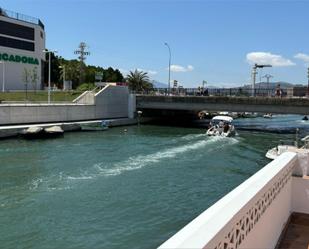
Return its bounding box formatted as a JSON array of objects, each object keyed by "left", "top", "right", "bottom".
[
  {"left": 43, "top": 49, "right": 57, "bottom": 103},
  {"left": 59, "top": 65, "right": 66, "bottom": 90},
  {"left": 164, "top": 42, "right": 171, "bottom": 95},
  {"left": 0, "top": 61, "right": 5, "bottom": 92},
  {"left": 251, "top": 64, "right": 272, "bottom": 97}
]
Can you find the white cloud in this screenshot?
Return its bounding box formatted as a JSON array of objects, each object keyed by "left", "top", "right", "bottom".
[
  {"left": 246, "top": 52, "right": 295, "bottom": 67},
  {"left": 169, "top": 64, "right": 194, "bottom": 72},
  {"left": 119, "top": 68, "right": 157, "bottom": 76},
  {"left": 294, "top": 53, "right": 309, "bottom": 63},
  {"left": 137, "top": 68, "right": 158, "bottom": 75}
]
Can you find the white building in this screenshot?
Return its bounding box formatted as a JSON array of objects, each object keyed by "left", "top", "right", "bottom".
[{"left": 0, "top": 8, "right": 45, "bottom": 91}]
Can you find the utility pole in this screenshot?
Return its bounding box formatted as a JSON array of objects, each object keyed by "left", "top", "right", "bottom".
[
  {"left": 74, "top": 42, "right": 90, "bottom": 84},
  {"left": 164, "top": 42, "right": 171, "bottom": 95},
  {"left": 307, "top": 67, "right": 309, "bottom": 97},
  {"left": 202, "top": 80, "right": 207, "bottom": 92},
  {"left": 251, "top": 64, "right": 272, "bottom": 97},
  {"left": 43, "top": 49, "right": 57, "bottom": 103},
  {"left": 262, "top": 74, "right": 273, "bottom": 97}
]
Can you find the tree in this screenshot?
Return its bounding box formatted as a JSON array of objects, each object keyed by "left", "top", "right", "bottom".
[
  {"left": 31, "top": 67, "right": 39, "bottom": 92},
  {"left": 22, "top": 68, "right": 31, "bottom": 100},
  {"left": 126, "top": 69, "right": 153, "bottom": 92},
  {"left": 44, "top": 52, "right": 61, "bottom": 88},
  {"left": 103, "top": 67, "right": 124, "bottom": 82}
]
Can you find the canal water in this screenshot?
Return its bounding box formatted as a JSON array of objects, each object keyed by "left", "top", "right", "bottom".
[{"left": 0, "top": 115, "right": 308, "bottom": 249}]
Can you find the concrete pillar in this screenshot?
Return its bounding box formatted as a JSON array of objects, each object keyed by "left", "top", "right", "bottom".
[{"left": 128, "top": 94, "right": 136, "bottom": 119}]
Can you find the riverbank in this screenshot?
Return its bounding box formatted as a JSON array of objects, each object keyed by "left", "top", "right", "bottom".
[{"left": 0, "top": 118, "right": 138, "bottom": 139}]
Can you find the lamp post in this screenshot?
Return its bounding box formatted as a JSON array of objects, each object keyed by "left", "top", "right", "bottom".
[
  {"left": 0, "top": 61, "right": 5, "bottom": 92},
  {"left": 251, "top": 64, "right": 272, "bottom": 97},
  {"left": 59, "top": 65, "right": 66, "bottom": 90},
  {"left": 164, "top": 42, "right": 171, "bottom": 95},
  {"left": 43, "top": 49, "right": 57, "bottom": 103}
]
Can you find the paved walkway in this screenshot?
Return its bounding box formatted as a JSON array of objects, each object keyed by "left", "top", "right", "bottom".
[{"left": 278, "top": 212, "right": 309, "bottom": 249}]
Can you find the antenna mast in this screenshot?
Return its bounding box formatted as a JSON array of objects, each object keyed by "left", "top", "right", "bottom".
[{"left": 74, "top": 42, "right": 90, "bottom": 84}]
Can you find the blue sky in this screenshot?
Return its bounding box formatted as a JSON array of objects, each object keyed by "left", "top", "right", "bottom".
[{"left": 2, "top": 0, "right": 309, "bottom": 87}]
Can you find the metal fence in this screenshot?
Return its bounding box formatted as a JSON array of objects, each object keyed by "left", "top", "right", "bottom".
[{"left": 133, "top": 87, "right": 298, "bottom": 97}]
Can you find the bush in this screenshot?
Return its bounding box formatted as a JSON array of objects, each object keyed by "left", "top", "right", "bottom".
[{"left": 76, "top": 83, "right": 95, "bottom": 91}]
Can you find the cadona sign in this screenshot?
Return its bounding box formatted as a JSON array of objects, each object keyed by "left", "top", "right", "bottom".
[{"left": 0, "top": 52, "right": 39, "bottom": 65}]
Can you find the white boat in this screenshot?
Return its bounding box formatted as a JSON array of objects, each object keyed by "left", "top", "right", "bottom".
[
  {"left": 44, "top": 126, "right": 64, "bottom": 137},
  {"left": 206, "top": 116, "right": 236, "bottom": 137},
  {"left": 263, "top": 113, "right": 272, "bottom": 118},
  {"left": 20, "top": 126, "right": 64, "bottom": 139},
  {"left": 20, "top": 126, "right": 44, "bottom": 139},
  {"left": 80, "top": 120, "right": 109, "bottom": 131},
  {"left": 266, "top": 135, "right": 309, "bottom": 159}
]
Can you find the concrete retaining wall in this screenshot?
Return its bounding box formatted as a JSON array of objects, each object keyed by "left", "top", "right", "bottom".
[{"left": 0, "top": 85, "right": 131, "bottom": 125}]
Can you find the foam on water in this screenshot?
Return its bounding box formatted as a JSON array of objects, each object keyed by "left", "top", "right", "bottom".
[
  {"left": 28, "top": 135, "right": 239, "bottom": 191},
  {"left": 94, "top": 136, "right": 239, "bottom": 176}
]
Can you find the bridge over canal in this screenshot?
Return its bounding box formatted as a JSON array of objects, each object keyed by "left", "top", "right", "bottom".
[{"left": 136, "top": 95, "right": 309, "bottom": 115}]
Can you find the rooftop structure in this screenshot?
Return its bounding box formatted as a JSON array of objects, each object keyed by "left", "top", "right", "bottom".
[
  {"left": 0, "top": 7, "right": 45, "bottom": 91},
  {"left": 0, "top": 7, "right": 44, "bottom": 29}
]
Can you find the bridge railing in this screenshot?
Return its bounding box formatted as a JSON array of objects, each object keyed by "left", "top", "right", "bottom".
[{"left": 133, "top": 88, "right": 298, "bottom": 97}]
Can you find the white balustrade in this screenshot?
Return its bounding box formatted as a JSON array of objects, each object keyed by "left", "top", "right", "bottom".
[{"left": 158, "top": 151, "right": 309, "bottom": 249}]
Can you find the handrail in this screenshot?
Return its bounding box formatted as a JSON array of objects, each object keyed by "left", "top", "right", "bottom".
[{"left": 0, "top": 8, "right": 44, "bottom": 29}]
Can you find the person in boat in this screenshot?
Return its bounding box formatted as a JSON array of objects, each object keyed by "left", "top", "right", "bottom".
[{"left": 223, "top": 122, "right": 229, "bottom": 133}]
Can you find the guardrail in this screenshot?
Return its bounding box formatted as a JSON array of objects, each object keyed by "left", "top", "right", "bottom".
[
  {"left": 0, "top": 8, "right": 45, "bottom": 29},
  {"left": 132, "top": 87, "right": 307, "bottom": 98},
  {"left": 158, "top": 152, "right": 309, "bottom": 249}
]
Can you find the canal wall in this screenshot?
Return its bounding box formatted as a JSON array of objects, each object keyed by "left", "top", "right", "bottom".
[{"left": 0, "top": 85, "right": 133, "bottom": 125}]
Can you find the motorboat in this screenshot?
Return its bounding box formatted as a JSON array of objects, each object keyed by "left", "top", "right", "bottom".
[
  {"left": 266, "top": 135, "right": 309, "bottom": 160},
  {"left": 263, "top": 113, "right": 273, "bottom": 118},
  {"left": 206, "top": 116, "right": 236, "bottom": 137}
]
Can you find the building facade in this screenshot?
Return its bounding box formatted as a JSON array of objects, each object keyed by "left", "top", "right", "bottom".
[{"left": 0, "top": 8, "right": 45, "bottom": 91}]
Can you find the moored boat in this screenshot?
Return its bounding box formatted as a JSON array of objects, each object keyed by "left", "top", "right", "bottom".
[
  {"left": 44, "top": 126, "right": 64, "bottom": 137},
  {"left": 266, "top": 135, "right": 309, "bottom": 159},
  {"left": 80, "top": 120, "right": 109, "bottom": 131},
  {"left": 19, "top": 126, "right": 44, "bottom": 139},
  {"left": 20, "top": 126, "right": 64, "bottom": 139}
]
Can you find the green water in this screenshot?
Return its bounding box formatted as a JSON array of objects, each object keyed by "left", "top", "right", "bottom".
[{"left": 0, "top": 116, "right": 304, "bottom": 249}]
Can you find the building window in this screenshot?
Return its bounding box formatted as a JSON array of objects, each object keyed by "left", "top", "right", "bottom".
[
  {"left": 0, "top": 36, "right": 34, "bottom": 51},
  {"left": 40, "top": 31, "right": 43, "bottom": 39},
  {"left": 0, "top": 20, "right": 35, "bottom": 40}
]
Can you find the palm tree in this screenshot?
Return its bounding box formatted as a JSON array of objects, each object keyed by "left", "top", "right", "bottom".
[{"left": 126, "top": 69, "right": 153, "bottom": 92}]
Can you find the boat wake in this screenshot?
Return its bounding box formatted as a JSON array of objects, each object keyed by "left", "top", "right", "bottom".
[
  {"left": 28, "top": 134, "right": 239, "bottom": 191},
  {"left": 94, "top": 135, "right": 238, "bottom": 176}
]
